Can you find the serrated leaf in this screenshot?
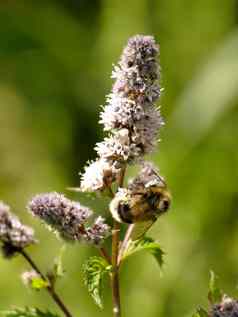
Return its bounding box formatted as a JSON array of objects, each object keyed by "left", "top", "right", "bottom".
[
  {"left": 83, "top": 256, "right": 112, "bottom": 309},
  {"left": 1, "top": 307, "right": 59, "bottom": 317},
  {"left": 208, "top": 271, "right": 222, "bottom": 304},
  {"left": 122, "top": 236, "right": 164, "bottom": 267}
]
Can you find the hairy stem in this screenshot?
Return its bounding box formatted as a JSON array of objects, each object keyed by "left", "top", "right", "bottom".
[
  {"left": 19, "top": 250, "right": 74, "bottom": 317},
  {"left": 111, "top": 166, "right": 126, "bottom": 317}
]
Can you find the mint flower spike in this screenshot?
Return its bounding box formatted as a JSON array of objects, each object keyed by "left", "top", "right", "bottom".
[
  {"left": 80, "top": 35, "right": 163, "bottom": 193},
  {"left": 0, "top": 201, "right": 36, "bottom": 258},
  {"left": 28, "top": 192, "right": 110, "bottom": 246},
  {"left": 99, "top": 34, "right": 163, "bottom": 157},
  {"left": 95, "top": 129, "right": 140, "bottom": 163},
  {"left": 28, "top": 192, "right": 93, "bottom": 242}
]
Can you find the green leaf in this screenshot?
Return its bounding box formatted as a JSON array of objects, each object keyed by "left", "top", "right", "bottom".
[
  {"left": 83, "top": 256, "right": 112, "bottom": 309},
  {"left": 46, "top": 246, "right": 66, "bottom": 287},
  {"left": 1, "top": 307, "right": 59, "bottom": 317},
  {"left": 30, "top": 277, "right": 49, "bottom": 290},
  {"left": 53, "top": 245, "right": 66, "bottom": 279},
  {"left": 192, "top": 307, "right": 209, "bottom": 317},
  {"left": 208, "top": 271, "right": 222, "bottom": 304},
  {"left": 122, "top": 236, "right": 164, "bottom": 267}
]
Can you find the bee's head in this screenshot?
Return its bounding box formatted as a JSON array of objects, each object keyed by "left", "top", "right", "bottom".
[
  {"left": 158, "top": 190, "right": 171, "bottom": 212},
  {"left": 149, "top": 186, "right": 171, "bottom": 214}
]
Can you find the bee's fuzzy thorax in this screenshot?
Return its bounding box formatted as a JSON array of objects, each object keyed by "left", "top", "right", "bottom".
[
  {"left": 110, "top": 188, "right": 130, "bottom": 223},
  {"left": 110, "top": 199, "right": 123, "bottom": 223}
]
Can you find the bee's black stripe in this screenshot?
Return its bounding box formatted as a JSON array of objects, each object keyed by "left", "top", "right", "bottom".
[{"left": 118, "top": 203, "right": 133, "bottom": 224}]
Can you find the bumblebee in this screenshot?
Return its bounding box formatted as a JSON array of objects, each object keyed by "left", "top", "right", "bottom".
[
  {"left": 110, "top": 182, "right": 171, "bottom": 225},
  {"left": 110, "top": 162, "right": 171, "bottom": 243}
]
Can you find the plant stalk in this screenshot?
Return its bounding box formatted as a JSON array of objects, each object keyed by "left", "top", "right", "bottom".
[
  {"left": 99, "top": 247, "right": 111, "bottom": 264},
  {"left": 111, "top": 220, "right": 121, "bottom": 317},
  {"left": 19, "top": 250, "right": 73, "bottom": 317},
  {"left": 110, "top": 166, "right": 126, "bottom": 317}
]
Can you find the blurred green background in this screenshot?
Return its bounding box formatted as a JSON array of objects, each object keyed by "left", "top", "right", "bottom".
[{"left": 0, "top": 0, "right": 238, "bottom": 316}]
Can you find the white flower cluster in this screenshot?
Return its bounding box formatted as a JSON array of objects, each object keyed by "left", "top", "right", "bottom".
[{"left": 80, "top": 35, "right": 163, "bottom": 192}]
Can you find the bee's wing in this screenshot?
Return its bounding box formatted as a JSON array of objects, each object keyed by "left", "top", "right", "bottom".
[
  {"left": 119, "top": 219, "right": 156, "bottom": 262},
  {"left": 129, "top": 219, "right": 156, "bottom": 241}
]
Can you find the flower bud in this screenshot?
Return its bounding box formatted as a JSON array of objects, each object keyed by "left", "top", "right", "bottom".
[
  {"left": 28, "top": 192, "right": 111, "bottom": 246},
  {"left": 84, "top": 216, "right": 111, "bottom": 246},
  {"left": 21, "top": 270, "right": 40, "bottom": 287},
  {"left": 28, "top": 192, "right": 92, "bottom": 242},
  {"left": 0, "top": 201, "right": 36, "bottom": 258}
]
